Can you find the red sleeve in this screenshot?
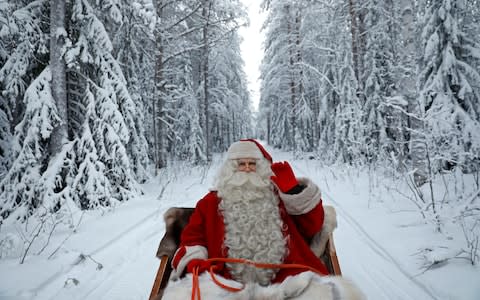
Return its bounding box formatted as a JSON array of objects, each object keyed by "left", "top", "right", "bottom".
[
  {"left": 290, "top": 200, "right": 325, "bottom": 239},
  {"left": 179, "top": 195, "right": 210, "bottom": 247}
]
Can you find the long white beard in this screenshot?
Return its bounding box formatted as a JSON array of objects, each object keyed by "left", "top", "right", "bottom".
[{"left": 218, "top": 170, "right": 287, "bottom": 286}]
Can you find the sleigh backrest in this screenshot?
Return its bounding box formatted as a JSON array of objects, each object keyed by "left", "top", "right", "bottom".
[
  {"left": 149, "top": 207, "right": 194, "bottom": 300},
  {"left": 156, "top": 207, "right": 195, "bottom": 258}
]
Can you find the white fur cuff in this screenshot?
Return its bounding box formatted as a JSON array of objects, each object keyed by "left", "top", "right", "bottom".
[
  {"left": 170, "top": 245, "right": 208, "bottom": 280},
  {"left": 310, "top": 205, "right": 337, "bottom": 257},
  {"left": 279, "top": 177, "right": 322, "bottom": 215}
]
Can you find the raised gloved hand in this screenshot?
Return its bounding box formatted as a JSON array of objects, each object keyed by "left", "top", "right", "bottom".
[
  {"left": 186, "top": 259, "right": 223, "bottom": 274},
  {"left": 270, "top": 161, "right": 299, "bottom": 193}
]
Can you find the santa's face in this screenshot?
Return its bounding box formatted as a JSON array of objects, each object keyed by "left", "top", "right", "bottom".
[{"left": 216, "top": 157, "right": 287, "bottom": 286}]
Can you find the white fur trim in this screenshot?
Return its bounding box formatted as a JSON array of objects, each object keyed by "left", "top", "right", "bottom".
[
  {"left": 163, "top": 273, "right": 242, "bottom": 300},
  {"left": 278, "top": 177, "right": 322, "bottom": 215},
  {"left": 271, "top": 273, "right": 365, "bottom": 300},
  {"left": 170, "top": 245, "right": 208, "bottom": 280},
  {"left": 310, "top": 205, "right": 337, "bottom": 257},
  {"left": 227, "top": 140, "right": 263, "bottom": 160},
  {"left": 318, "top": 275, "right": 366, "bottom": 300},
  {"left": 163, "top": 272, "right": 365, "bottom": 300}
]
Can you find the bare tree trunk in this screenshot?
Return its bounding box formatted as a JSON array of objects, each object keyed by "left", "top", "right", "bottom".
[
  {"left": 410, "top": 104, "right": 428, "bottom": 186},
  {"left": 152, "top": 89, "right": 158, "bottom": 172},
  {"left": 349, "top": 0, "right": 367, "bottom": 102},
  {"left": 348, "top": 0, "right": 360, "bottom": 83},
  {"left": 201, "top": 0, "right": 212, "bottom": 161},
  {"left": 267, "top": 108, "right": 271, "bottom": 145},
  {"left": 357, "top": 7, "right": 366, "bottom": 90},
  {"left": 286, "top": 5, "right": 296, "bottom": 150},
  {"left": 230, "top": 110, "right": 235, "bottom": 146},
  {"left": 154, "top": 0, "right": 167, "bottom": 170},
  {"left": 295, "top": 9, "right": 304, "bottom": 149},
  {"left": 400, "top": 0, "right": 427, "bottom": 186},
  {"left": 49, "top": 0, "right": 68, "bottom": 157}
]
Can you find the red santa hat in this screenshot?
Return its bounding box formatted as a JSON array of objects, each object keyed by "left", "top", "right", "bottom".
[{"left": 227, "top": 139, "right": 272, "bottom": 163}]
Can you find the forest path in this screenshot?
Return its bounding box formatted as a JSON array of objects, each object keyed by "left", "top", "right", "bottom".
[{"left": 18, "top": 153, "right": 445, "bottom": 300}]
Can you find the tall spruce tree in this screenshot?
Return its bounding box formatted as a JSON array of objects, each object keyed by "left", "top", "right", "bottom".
[
  {"left": 0, "top": 0, "right": 147, "bottom": 223},
  {"left": 417, "top": 0, "right": 480, "bottom": 176}
]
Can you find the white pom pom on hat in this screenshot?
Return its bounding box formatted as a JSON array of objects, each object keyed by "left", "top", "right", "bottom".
[{"left": 227, "top": 139, "right": 272, "bottom": 163}]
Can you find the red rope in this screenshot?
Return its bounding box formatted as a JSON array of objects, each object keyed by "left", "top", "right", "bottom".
[
  {"left": 191, "top": 266, "right": 201, "bottom": 300},
  {"left": 190, "top": 257, "right": 324, "bottom": 299}
]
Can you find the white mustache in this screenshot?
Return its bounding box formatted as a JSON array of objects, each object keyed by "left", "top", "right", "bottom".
[{"left": 227, "top": 171, "right": 271, "bottom": 188}]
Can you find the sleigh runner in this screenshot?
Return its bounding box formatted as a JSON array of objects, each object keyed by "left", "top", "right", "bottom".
[{"left": 149, "top": 206, "right": 341, "bottom": 300}]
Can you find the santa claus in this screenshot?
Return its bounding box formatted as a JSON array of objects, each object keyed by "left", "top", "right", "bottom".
[{"left": 162, "top": 139, "right": 364, "bottom": 299}]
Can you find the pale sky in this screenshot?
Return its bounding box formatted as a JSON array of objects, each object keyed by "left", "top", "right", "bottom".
[{"left": 238, "top": 0, "right": 266, "bottom": 112}]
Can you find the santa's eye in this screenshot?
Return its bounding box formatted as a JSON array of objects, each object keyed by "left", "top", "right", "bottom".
[{"left": 238, "top": 160, "right": 256, "bottom": 167}]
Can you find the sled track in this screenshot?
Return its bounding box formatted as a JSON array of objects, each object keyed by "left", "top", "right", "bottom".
[
  {"left": 322, "top": 190, "right": 440, "bottom": 300},
  {"left": 76, "top": 219, "right": 162, "bottom": 300},
  {"left": 30, "top": 202, "right": 173, "bottom": 298},
  {"left": 33, "top": 163, "right": 218, "bottom": 299},
  {"left": 291, "top": 162, "right": 440, "bottom": 299}
]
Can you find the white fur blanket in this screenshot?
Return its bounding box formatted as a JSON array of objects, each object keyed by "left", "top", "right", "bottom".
[{"left": 162, "top": 271, "right": 364, "bottom": 300}]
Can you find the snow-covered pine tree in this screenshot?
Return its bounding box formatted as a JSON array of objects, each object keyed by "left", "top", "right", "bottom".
[
  {"left": 109, "top": 0, "right": 154, "bottom": 182},
  {"left": 332, "top": 48, "right": 363, "bottom": 165},
  {"left": 174, "top": 88, "right": 207, "bottom": 163},
  {"left": 66, "top": 0, "right": 139, "bottom": 202},
  {"left": 289, "top": 1, "right": 319, "bottom": 153},
  {"left": 301, "top": 1, "right": 340, "bottom": 160},
  {"left": 381, "top": 0, "right": 412, "bottom": 168},
  {"left": 260, "top": 0, "right": 300, "bottom": 150},
  {"left": 165, "top": 33, "right": 207, "bottom": 163},
  {"left": 300, "top": 1, "right": 334, "bottom": 154},
  {"left": 69, "top": 86, "right": 112, "bottom": 209},
  {"left": 311, "top": 1, "right": 362, "bottom": 164},
  {"left": 1, "top": 0, "right": 145, "bottom": 224},
  {"left": 418, "top": 0, "right": 480, "bottom": 175},
  {"left": 151, "top": 0, "right": 207, "bottom": 167},
  {"left": 0, "top": 67, "right": 62, "bottom": 220},
  {"left": 0, "top": 0, "right": 49, "bottom": 179},
  {"left": 360, "top": 0, "right": 391, "bottom": 163},
  {"left": 0, "top": 0, "right": 53, "bottom": 221},
  {"left": 208, "top": 31, "right": 252, "bottom": 152}
]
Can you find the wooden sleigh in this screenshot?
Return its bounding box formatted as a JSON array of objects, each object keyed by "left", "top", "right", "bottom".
[{"left": 149, "top": 207, "right": 342, "bottom": 300}]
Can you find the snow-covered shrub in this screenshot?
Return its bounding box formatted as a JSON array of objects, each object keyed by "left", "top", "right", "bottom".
[{"left": 0, "top": 233, "right": 24, "bottom": 259}]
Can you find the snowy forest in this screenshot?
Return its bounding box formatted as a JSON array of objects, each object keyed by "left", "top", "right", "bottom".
[{"left": 1, "top": 0, "right": 480, "bottom": 278}]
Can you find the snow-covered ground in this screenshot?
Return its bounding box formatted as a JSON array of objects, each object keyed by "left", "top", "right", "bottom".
[{"left": 1, "top": 145, "right": 479, "bottom": 300}]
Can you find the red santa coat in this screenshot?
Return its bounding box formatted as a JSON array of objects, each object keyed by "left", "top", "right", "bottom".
[{"left": 178, "top": 186, "right": 330, "bottom": 283}]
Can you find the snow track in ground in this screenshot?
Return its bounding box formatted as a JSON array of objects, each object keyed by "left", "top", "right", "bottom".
[
  {"left": 30, "top": 202, "right": 168, "bottom": 300},
  {"left": 324, "top": 190, "right": 441, "bottom": 300},
  {"left": 75, "top": 222, "right": 160, "bottom": 300},
  {"left": 27, "top": 167, "right": 209, "bottom": 300}
]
